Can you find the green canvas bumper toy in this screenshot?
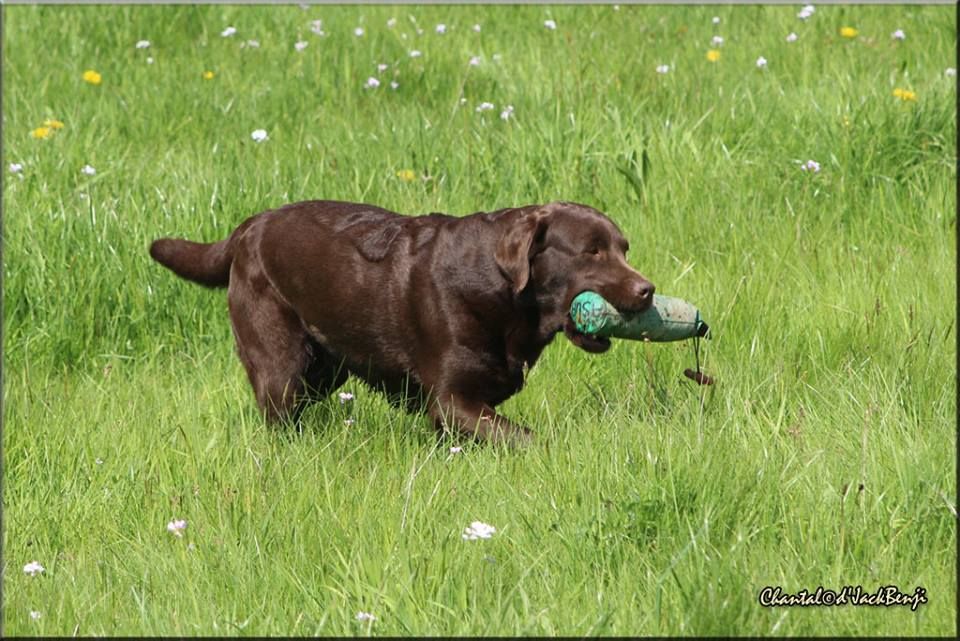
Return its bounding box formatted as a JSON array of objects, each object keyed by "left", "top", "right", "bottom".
[
  {"left": 569, "top": 291, "right": 710, "bottom": 342},
  {"left": 569, "top": 291, "right": 713, "bottom": 385}
]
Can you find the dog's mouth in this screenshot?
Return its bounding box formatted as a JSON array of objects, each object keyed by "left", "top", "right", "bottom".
[{"left": 563, "top": 316, "right": 612, "bottom": 353}]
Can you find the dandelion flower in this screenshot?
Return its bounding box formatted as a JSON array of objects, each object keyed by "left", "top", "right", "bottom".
[
  {"left": 396, "top": 169, "right": 416, "bottom": 182},
  {"left": 840, "top": 27, "right": 858, "bottom": 38},
  {"left": 338, "top": 391, "right": 355, "bottom": 403},
  {"left": 462, "top": 521, "right": 497, "bottom": 540},
  {"left": 706, "top": 49, "right": 721, "bottom": 62},
  {"left": 364, "top": 76, "right": 380, "bottom": 89},
  {"left": 251, "top": 129, "right": 269, "bottom": 142},
  {"left": 221, "top": 26, "right": 237, "bottom": 37},
  {"left": 202, "top": 70, "right": 215, "bottom": 80},
  {"left": 892, "top": 87, "right": 917, "bottom": 101},
  {"left": 354, "top": 27, "right": 364, "bottom": 37},
  {"left": 9, "top": 162, "right": 23, "bottom": 174},
  {"left": 44, "top": 118, "right": 64, "bottom": 129},
  {"left": 476, "top": 102, "right": 495, "bottom": 112},
  {"left": 166, "top": 518, "right": 187, "bottom": 537},
  {"left": 23, "top": 561, "right": 45, "bottom": 576},
  {"left": 136, "top": 40, "right": 151, "bottom": 49},
  {"left": 356, "top": 612, "right": 376, "bottom": 622},
  {"left": 82, "top": 70, "right": 102, "bottom": 85},
  {"left": 786, "top": 32, "right": 798, "bottom": 43},
  {"left": 30, "top": 127, "right": 52, "bottom": 140},
  {"left": 500, "top": 105, "right": 514, "bottom": 120},
  {"left": 891, "top": 29, "right": 905, "bottom": 40},
  {"left": 756, "top": 56, "right": 768, "bottom": 69},
  {"left": 294, "top": 40, "right": 308, "bottom": 52},
  {"left": 81, "top": 164, "right": 96, "bottom": 176},
  {"left": 711, "top": 35, "right": 724, "bottom": 46},
  {"left": 435, "top": 24, "right": 446, "bottom": 34},
  {"left": 800, "top": 159, "right": 821, "bottom": 173},
  {"left": 656, "top": 64, "right": 670, "bottom": 74},
  {"left": 409, "top": 50, "right": 422, "bottom": 58},
  {"left": 544, "top": 19, "right": 557, "bottom": 30}
]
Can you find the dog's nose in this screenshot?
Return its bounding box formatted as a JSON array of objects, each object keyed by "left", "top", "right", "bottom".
[{"left": 635, "top": 280, "right": 655, "bottom": 305}]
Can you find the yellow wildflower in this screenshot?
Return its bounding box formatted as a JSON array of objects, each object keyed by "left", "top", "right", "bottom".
[
  {"left": 706, "top": 49, "right": 721, "bottom": 62},
  {"left": 893, "top": 88, "right": 917, "bottom": 101},
  {"left": 840, "top": 27, "right": 858, "bottom": 39},
  {"left": 43, "top": 119, "right": 64, "bottom": 129},
  {"left": 202, "top": 70, "right": 215, "bottom": 80},
  {"left": 396, "top": 169, "right": 416, "bottom": 182},
  {"left": 30, "top": 126, "right": 52, "bottom": 139},
  {"left": 82, "top": 69, "right": 102, "bottom": 85}
]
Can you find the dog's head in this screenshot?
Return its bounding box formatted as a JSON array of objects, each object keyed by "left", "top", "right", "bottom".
[{"left": 495, "top": 201, "right": 655, "bottom": 353}]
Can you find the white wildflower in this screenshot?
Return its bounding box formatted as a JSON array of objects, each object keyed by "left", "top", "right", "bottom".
[
  {"left": 656, "top": 64, "right": 670, "bottom": 74},
  {"left": 409, "top": 49, "right": 422, "bottom": 58},
  {"left": 221, "top": 26, "right": 237, "bottom": 38},
  {"left": 786, "top": 32, "right": 798, "bottom": 43},
  {"left": 81, "top": 164, "right": 96, "bottom": 176},
  {"left": 387, "top": 18, "right": 397, "bottom": 28},
  {"left": 891, "top": 29, "right": 906, "bottom": 40},
  {"left": 166, "top": 518, "right": 187, "bottom": 537},
  {"left": 800, "top": 159, "right": 821, "bottom": 173},
  {"left": 500, "top": 105, "right": 514, "bottom": 120},
  {"left": 294, "top": 40, "right": 308, "bottom": 52},
  {"left": 756, "top": 56, "right": 768, "bottom": 69},
  {"left": 390, "top": 81, "right": 399, "bottom": 90},
  {"left": 711, "top": 35, "right": 724, "bottom": 46},
  {"left": 338, "top": 391, "right": 355, "bottom": 403},
  {"left": 354, "top": 27, "right": 364, "bottom": 37},
  {"left": 250, "top": 129, "right": 268, "bottom": 143},
  {"left": 23, "top": 561, "right": 45, "bottom": 576},
  {"left": 469, "top": 56, "right": 481, "bottom": 66},
  {"left": 462, "top": 521, "right": 497, "bottom": 540},
  {"left": 435, "top": 24, "right": 446, "bottom": 34},
  {"left": 136, "top": 40, "right": 150, "bottom": 49},
  {"left": 9, "top": 162, "right": 23, "bottom": 174},
  {"left": 544, "top": 19, "right": 557, "bottom": 30},
  {"left": 356, "top": 611, "right": 376, "bottom": 622},
  {"left": 473, "top": 24, "right": 481, "bottom": 32},
  {"left": 476, "top": 102, "right": 495, "bottom": 112}
]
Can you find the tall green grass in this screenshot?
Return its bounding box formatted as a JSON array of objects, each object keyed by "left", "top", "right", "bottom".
[{"left": 3, "top": 4, "right": 956, "bottom": 636}]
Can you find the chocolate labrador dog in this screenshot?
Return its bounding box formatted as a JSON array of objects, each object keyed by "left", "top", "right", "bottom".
[{"left": 150, "top": 200, "right": 654, "bottom": 446}]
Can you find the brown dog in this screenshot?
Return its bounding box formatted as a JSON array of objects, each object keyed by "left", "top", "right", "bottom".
[{"left": 150, "top": 200, "right": 654, "bottom": 445}]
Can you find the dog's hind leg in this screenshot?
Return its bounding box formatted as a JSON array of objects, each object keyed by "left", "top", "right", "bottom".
[{"left": 227, "top": 261, "right": 335, "bottom": 425}]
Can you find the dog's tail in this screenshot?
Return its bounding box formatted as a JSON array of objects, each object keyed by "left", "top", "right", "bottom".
[{"left": 149, "top": 235, "right": 233, "bottom": 288}]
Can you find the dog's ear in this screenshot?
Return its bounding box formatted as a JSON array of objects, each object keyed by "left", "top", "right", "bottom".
[{"left": 495, "top": 207, "right": 550, "bottom": 294}]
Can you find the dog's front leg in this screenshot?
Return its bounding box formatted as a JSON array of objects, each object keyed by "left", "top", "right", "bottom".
[{"left": 428, "top": 393, "right": 533, "bottom": 447}]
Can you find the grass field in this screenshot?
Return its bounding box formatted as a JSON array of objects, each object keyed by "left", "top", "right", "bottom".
[{"left": 2, "top": 3, "right": 956, "bottom": 636}]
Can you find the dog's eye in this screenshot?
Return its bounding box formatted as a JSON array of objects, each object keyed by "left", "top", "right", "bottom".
[{"left": 585, "top": 247, "right": 601, "bottom": 256}]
